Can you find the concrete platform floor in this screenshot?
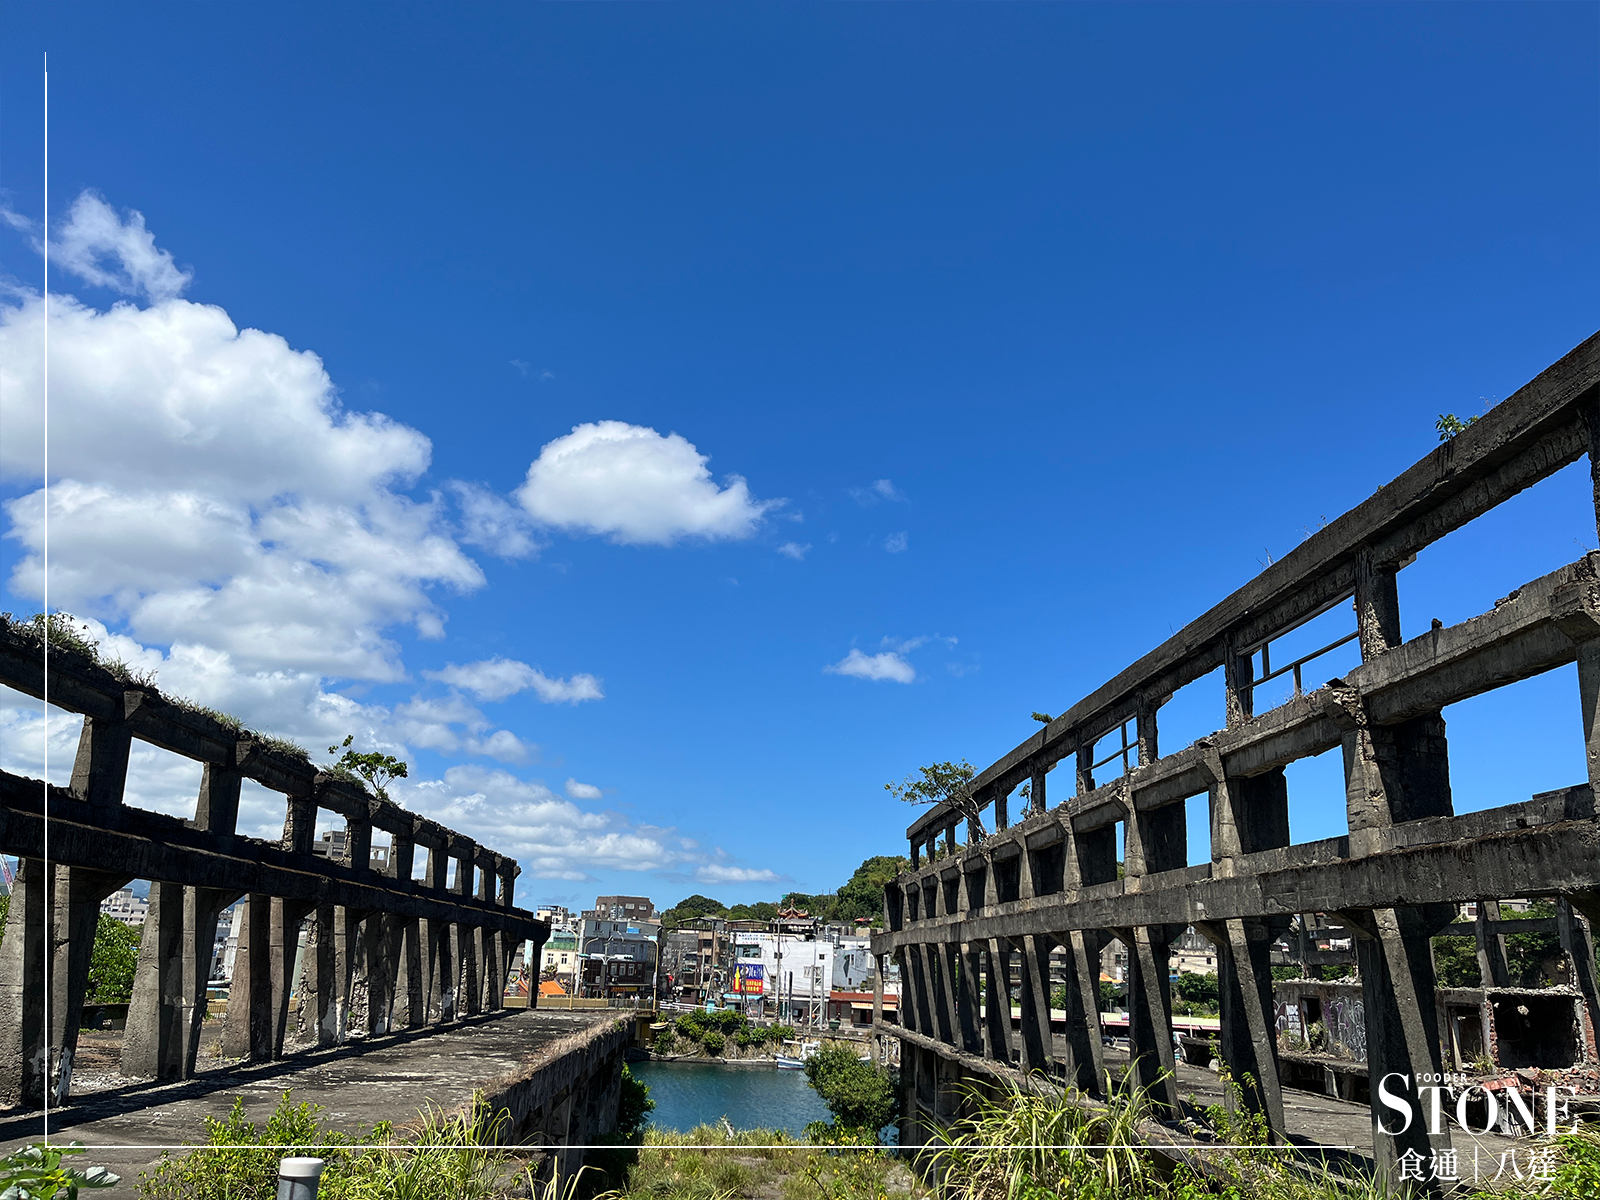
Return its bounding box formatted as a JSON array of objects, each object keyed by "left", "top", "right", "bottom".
[
  {"left": 1098, "top": 1042, "right": 1529, "bottom": 1187},
  {"left": 0, "top": 1010, "right": 618, "bottom": 1193}
]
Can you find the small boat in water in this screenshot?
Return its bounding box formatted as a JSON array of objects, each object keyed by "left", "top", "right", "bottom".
[{"left": 776, "top": 1038, "right": 820, "bottom": 1068}]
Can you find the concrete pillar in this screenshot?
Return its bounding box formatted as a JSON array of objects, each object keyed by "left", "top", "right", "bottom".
[
  {"left": 1224, "top": 639, "right": 1254, "bottom": 728},
  {"left": 1015, "top": 934, "right": 1055, "bottom": 1076},
  {"left": 1579, "top": 396, "right": 1600, "bottom": 544},
  {"left": 893, "top": 948, "right": 917, "bottom": 1037},
  {"left": 330, "top": 906, "right": 362, "bottom": 1042},
  {"left": 983, "top": 939, "right": 1014, "bottom": 1064},
  {"left": 1355, "top": 550, "right": 1402, "bottom": 660},
  {"left": 123, "top": 883, "right": 236, "bottom": 1079},
  {"left": 193, "top": 763, "right": 242, "bottom": 836},
  {"left": 270, "top": 898, "right": 312, "bottom": 1056},
  {"left": 928, "top": 947, "right": 947, "bottom": 1049},
  {"left": 0, "top": 858, "right": 48, "bottom": 1107},
  {"left": 69, "top": 714, "right": 132, "bottom": 809},
  {"left": 1058, "top": 928, "right": 1107, "bottom": 1095},
  {"left": 1123, "top": 925, "right": 1180, "bottom": 1115},
  {"left": 50, "top": 867, "right": 132, "bottom": 1103},
  {"left": 1201, "top": 917, "right": 1287, "bottom": 1139},
  {"left": 392, "top": 915, "right": 425, "bottom": 1028},
  {"left": 954, "top": 942, "right": 983, "bottom": 1054},
  {"left": 363, "top": 914, "right": 396, "bottom": 1036},
  {"left": 1556, "top": 896, "right": 1600, "bottom": 1063},
  {"left": 223, "top": 893, "right": 274, "bottom": 1060},
  {"left": 1474, "top": 899, "right": 1513, "bottom": 988},
  {"left": 1574, "top": 636, "right": 1600, "bottom": 795},
  {"left": 908, "top": 945, "right": 936, "bottom": 1039},
  {"left": 282, "top": 796, "right": 317, "bottom": 856},
  {"left": 303, "top": 902, "right": 338, "bottom": 1044},
  {"left": 1346, "top": 905, "right": 1457, "bottom": 1191},
  {"left": 1031, "top": 764, "right": 1048, "bottom": 818}
]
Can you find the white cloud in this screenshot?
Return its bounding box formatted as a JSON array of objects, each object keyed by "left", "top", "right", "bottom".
[
  {"left": 566, "top": 778, "right": 603, "bottom": 800},
  {"left": 825, "top": 648, "right": 916, "bottom": 683},
  {"left": 424, "top": 657, "right": 603, "bottom": 704},
  {"left": 884, "top": 531, "right": 908, "bottom": 554},
  {"left": 697, "top": 864, "right": 781, "bottom": 884},
  {"left": 777, "top": 542, "right": 811, "bottom": 561},
  {"left": 52, "top": 191, "right": 192, "bottom": 302},
  {"left": 450, "top": 482, "right": 541, "bottom": 560},
  {"left": 399, "top": 766, "right": 703, "bottom": 880},
  {"left": 849, "top": 478, "right": 906, "bottom": 505},
  {"left": 518, "top": 421, "right": 779, "bottom": 546},
  {"left": 0, "top": 191, "right": 741, "bottom": 884}
]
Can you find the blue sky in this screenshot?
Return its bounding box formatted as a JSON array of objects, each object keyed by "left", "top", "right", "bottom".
[{"left": 0, "top": 4, "right": 1595, "bottom": 911}]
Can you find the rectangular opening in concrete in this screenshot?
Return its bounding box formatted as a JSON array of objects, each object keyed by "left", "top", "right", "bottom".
[
  {"left": 121, "top": 741, "right": 204, "bottom": 821},
  {"left": 1442, "top": 664, "right": 1584, "bottom": 815},
  {"left": 993, "top": 855, "right": 1021, "bottom": 903},
  {"left": 1155, "top": 663, "right": 1226, "bottom": 759},
  {"left": 1029, "top": 839, "right": 1066, "bottom": 896},
  {"left": 1490, "top": 992, "right": 1581, "bottom": 1069},
  {"left": 237, "top": 777, "right": 286, "bottom": 841},
  {"left": 1283, "top": 745, "right": 1348, "bottom": 845},
  {"left": 1088, "top": 719, "right": 1138, "bottom": 782},
  {"left": 1246, "top": 597, "right": 1361, "bottom": 714},
  {"left": 1395, "top": 455, "right": 1592, "bottom": 640},
  {"left": 1185, "top": 792, "right": 1211, "bottom": 866},
  {"left": 0, "top": 685, "right": 85, "bottom": 788}
]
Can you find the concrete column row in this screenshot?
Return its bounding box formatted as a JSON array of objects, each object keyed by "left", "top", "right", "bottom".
[{"left": 0, "top": 719, "right": 530, "bottom": 1109}]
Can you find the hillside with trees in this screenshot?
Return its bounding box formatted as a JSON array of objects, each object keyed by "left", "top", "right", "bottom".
[{"left": 660, "top": 854, "right": 910, "bottom": 929}]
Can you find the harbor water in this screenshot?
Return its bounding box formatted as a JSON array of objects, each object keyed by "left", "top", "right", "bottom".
[{"left": 629, "top": 1060, "right": 833, "bottom": 1137}]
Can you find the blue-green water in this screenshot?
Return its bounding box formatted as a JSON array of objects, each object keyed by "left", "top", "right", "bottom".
[{"left": 630, "top": 1060, "right": 831, "bottom": 1137}]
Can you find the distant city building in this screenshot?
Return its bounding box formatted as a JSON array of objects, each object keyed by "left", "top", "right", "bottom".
[
  {"left": 536, "top": 904, "right": 578, "bottom": 931},
  {"left": 100, "top": 887, "right": 150, "bottom": 930},
  {"left": 540, "top": 932, "right": 580, "bottom": 984},
  {"left": 591, "top": 895, "right": 656, "bottom": 921},
  {"left": 313, "top": 828, "right": 390, "bottom": 870}
]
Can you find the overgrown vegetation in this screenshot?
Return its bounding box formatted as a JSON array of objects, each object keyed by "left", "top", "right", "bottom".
[
  {"left": 1432, "top": 901, "right": 1572, "bottom": 989},
  {"left": 0, "top": 610, "right": 310, "bottom": 761},
  {"left": 87, "top": 914, "right": 141, "bottom": 1004},
  {"left": 886, "top": 760, "right": 983, "bottom": 844},
  {"left": 801, "top": 1045, "right": 897, "bottom": 1141},
  {"left": 0, "top": 1141, "right": 118, "bottom": 1199},
  {"left": 138, "top": 1090, "right": 529, "bottom": 1200},
  {"left": 604, "top": 1125, "right": 924, "bottom": 1200},
  {"left": 326, "top": 734, "right": 409, "bottom": 802},
  {"left": 652, "top": 1010, "right": 794, "bottom": 1058}
]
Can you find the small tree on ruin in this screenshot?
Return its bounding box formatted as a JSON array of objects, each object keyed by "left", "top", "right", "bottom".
[{"left": 886, "top": 759, "right": 984, "bottom": 848}]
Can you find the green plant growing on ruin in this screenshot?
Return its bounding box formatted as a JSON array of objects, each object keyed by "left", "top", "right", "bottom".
[
  {"left": 616, "top": 1065, "right": 655, "bottom": 1140},
  {"left": 327, "top": 735, "right": 409, "bottom": 802},
  {"left": 87, "top": 915, "right": 141, "bottom": 1004},
  {"left": 886, "top": 760, "right": 983, "bottom": 844},
  {"left": 1, "top": 1141, "right": 119, "bottom": 1199},
  {"left": 1436, "top": 412, "right": 1478, "bottom": 440},
  {"left": 1030, "top": 712, "right": 1052, "bottom": 725},
  {"left": 802, "top": 1046, "right": 897, "bottom": 1141}
]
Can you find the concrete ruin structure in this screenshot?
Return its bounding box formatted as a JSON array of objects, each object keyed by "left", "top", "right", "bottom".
[
  {"left": 0, "top": 628, "right": 552, "bottom": 1110},
  {"left": 870, "top": 331, "right": 1600, "bottom": 1181}
]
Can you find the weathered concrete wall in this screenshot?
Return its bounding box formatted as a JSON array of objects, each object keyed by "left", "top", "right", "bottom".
[
  {"left": 0, "top": 635, "right": 550, "bottom": 1109},
  {"left": 482, "top": 1012, "right": 633, "bottom": 1180},
  {"left": 871, "top": 330, "right": 1600, "bottom": 1195}
]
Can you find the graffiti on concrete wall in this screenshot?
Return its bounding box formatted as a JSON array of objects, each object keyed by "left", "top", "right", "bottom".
[
  {"left": 1326, "top": 995, "right": 1366, "bottom": 1059},
  {"left": 1274, "top": 999, "right": 1302, "bottom": 1038}
]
